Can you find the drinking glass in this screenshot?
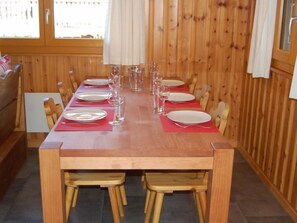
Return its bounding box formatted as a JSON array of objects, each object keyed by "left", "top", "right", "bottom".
[
  {"left": 110, "top": 65, "right": 122, "bottom": 87},
  {"left": 158, "top": 86, "right": 170, "bottom": 115},
  {"left": 108, "top": 81, "right": 119, "bottom": 98},
  {"left": 153, "top": 75, "right": 163, "bottom": 114},
  {"left": 149, "top": 62, "right": 159, "bottom": 92},
  {"left": 108, "top": 96, "right": 125, "bottom": 125},
  {"left": 128, "top": 65, "right": 144, "bottom": 92}
]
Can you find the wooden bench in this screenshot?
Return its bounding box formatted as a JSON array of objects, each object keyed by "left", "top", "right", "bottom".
[{"left": 0, "top": 64, "right": 27, "bottom": 199}]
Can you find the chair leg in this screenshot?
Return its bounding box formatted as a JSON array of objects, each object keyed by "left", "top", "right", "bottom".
[
  {"left": 198, "top": 191, "right": 207, "bottom": 219},
  {"left": 72, "top": 187, "right": 79, "bottom": 207},
  {"left": 115, "top": 186, "right": 124, "bottom": 217},
  {"left": 141, "top": 171, "right": 146, "bottom": 189},
  {"left": 65, "top": 186, "right": 76, "bottom": 222},
  {"left": 144, "top": 190, "right": 156, "bottom": 223},
  {"left": 194, "top": 192, "right": 204, "bottom": 223},
  {"left": 152, "top": 192, "right": 164, "bottom": 223},
  {"left": 108, "top": 187, "right": 121, "bottom": 223},
  {"left": 119, "top": 185, "right": 127, "bottom": 206},
  {"left": 144, "top": 189, "right": 150, "bottom": 213}
]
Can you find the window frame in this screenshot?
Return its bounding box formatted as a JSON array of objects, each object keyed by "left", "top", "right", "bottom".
[
  {"left": 272, "top": 0, "right": 297, "bottom": 74},
  {"left": 0, "top": 0, "right": 104, "bottom": 55}
]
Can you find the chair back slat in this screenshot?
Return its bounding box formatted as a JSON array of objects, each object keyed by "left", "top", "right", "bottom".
[
  {"left": 69, "top": 70, "right": 78, "bottom": 91},
  {"left": 43, "top": 97, "right": 63, "bottom": 130},
  {"left": 209, "top": 101, "right": 230, "bottom": 134},
  {"left": 194, "top": 84, "right": 211, "bottom": 110},
  {"left": 57, "top": 81, "right": 73, "bottom": 107},
  {"left": 188, "top": 74, "right": 198, "bottom": 94}
]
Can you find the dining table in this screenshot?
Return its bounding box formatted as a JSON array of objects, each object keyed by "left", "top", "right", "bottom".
[{"left": 39, "top": 78, "right": 234, "bottom": 223}]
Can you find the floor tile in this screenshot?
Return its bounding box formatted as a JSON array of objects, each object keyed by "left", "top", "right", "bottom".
[{"left": 0, "top": 149, "right": 294, "bottom": 222}]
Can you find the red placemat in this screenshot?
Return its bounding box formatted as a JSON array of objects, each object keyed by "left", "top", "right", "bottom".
[
  {"left": 55, "top": 109, "right": 114, "bottom": 131},
  {"left": 165, "top": 100, "right": 202, "bottom": 109},
  {"left": 69, "top": 97, "right": 111, "bottom": 107},
  {"left": 159, "top": 115, "right": 219, "bottom": 133}
]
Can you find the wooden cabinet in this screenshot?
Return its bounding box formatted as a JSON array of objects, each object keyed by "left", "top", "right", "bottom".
[{"left": 273, "top": 0, "right": 297, "bottom": 73}]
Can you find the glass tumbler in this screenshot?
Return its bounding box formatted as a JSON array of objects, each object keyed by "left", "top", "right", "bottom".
[
  {"left": 108, "top": 96, "right": 125, "bottom": 125},
  {"left": 128, "top": 66, "right": 144, "bottom": 92}
]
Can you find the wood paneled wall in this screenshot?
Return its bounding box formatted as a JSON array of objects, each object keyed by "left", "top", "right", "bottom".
[
  {"left": 238, "top": 69, "right": 297, "bottom": 221},
  {"left": 237, "top": 0, "right": 297, "bottom": 220},
  {"left": 147, "top": 0, "right": 251, "bottom": 145}
]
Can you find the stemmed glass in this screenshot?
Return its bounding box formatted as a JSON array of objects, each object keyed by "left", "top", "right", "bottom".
[
  {"left": 158, "top": 85, "right": 170, "bottom": 115},
  {"left": 152, "top": 74, "right": 163, "bottom": 113},
  {"left": 110, "top": 65, "right": 122, "bottom": 87},
  {"left": 108, "top": 96, "right": 125, "bottom": 125}
]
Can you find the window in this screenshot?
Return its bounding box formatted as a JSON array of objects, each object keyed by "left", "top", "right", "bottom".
[
  {"left": 0, "top": 0, "right": 40, "bottom": 38},
  {"left": 53, "top": 0, "right": 108, "bottom": 39},
  {"left": 273, "top": 0, "right": 297, "bottom": 73},
  {"left": 279, "top": 0, "right": 294, "bottom": 51},
  {"left": 0, "top": 0, "right": 109, "bottom": 54}
]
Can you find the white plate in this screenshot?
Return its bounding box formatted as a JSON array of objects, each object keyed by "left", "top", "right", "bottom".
[
  {"left": 167, "top": 110, "right": 211, "bottom": 125},
  {"left": 161, "top": 80, "right": 185, "bottom": 87},
  {"left": 76, "top": 92, "right": 111, "bottom": 102},
  {"left": 63, "top": 109, "right": 107, "bottom": 123},
  {"left": 168, "top": 92, "right": 195, "bottom": 102},
  {"left": 83, "top": 79, "right": 111, "bottom": 86}
]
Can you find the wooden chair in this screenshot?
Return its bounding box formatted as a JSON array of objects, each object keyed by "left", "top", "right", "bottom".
[
  {"left": 209, "top": 101, "right": 230, "bottom": 135},
  {"left": 43, "top": 97, "right": 127, "bottom": 223},
  {"left": 194, "top": 84, "right": 211, "bottom": 110},
  {"left": 187, "top": 74, "right": 198, "bottom": 94},
  {"left": 69, "top": 69, "right": 78, "bottom": 91},
  {"left": 144, "top": 101, "right": 230, "bottom": 223},
  {"left": 57, "top": 81, "right": 73, "bottom": 107}
]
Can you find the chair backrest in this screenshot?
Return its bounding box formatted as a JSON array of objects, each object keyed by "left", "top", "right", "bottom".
[
  {"left": 209, "top": 101, "right": 230, "bottom": 135},
  {"left": 69, "top": 70, "right": 78, "bottom": 91},
  {"left": 57, "top": 81, "right": 73, "bottom": 107},
  {"left": 188, "top": 74, "right": 198, "bottom": 94},
  {"left": 43, "top": 97, "right": 63, "bottom": 130},
  {"left": 194, "top": 84, "right": 211, "bottom": 110}
]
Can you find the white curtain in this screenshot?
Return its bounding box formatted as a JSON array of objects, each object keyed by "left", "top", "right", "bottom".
[
  {"left": 289, "top": 57, "right": 297, "bottom": 99},
  {"left": 247, "top": 0, "right": 277, "bottom": 78},
  {"left": 103, "top": 0, "right": 145, "bottom": 66}
]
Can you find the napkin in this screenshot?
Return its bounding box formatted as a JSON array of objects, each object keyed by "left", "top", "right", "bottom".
[
  {"left": 69, "top": 97, "right": 111, "bottom": 107},
  {"left": 55, "top": 109, "right": 114, "bottom": 131},
  {"left": 160, "top": 115, "right": 219, "bottom": 133}
]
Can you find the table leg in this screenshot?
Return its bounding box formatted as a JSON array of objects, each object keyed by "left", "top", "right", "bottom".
[
  {"left": 206, "top": 142, "right": 234, "bottom": 223},
  {"left": 39, "top": 142, "right": 65, "bottom": 223}
]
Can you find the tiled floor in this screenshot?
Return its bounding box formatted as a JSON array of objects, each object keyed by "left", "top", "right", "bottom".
[{"left": 0, "top": 148, "right": 294, "bottom": 223}]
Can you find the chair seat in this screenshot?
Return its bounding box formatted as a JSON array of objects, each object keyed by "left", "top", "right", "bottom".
[
  {"left": 145, "top": 171, "right": 207, "bottom": 192},
  {"left": 65, "top": 171, "right": 125, "bottom": 187}
]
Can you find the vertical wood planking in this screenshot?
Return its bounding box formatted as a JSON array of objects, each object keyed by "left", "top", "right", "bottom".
[
  {"left": 167, "top": 0, "right": 178, "bottom": 76},
  {"left": 238, "top": 70, "right": 297, "bottom": 220},
  {"left": 193, "top": 0, "right": 210, "bottom": 83}
]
